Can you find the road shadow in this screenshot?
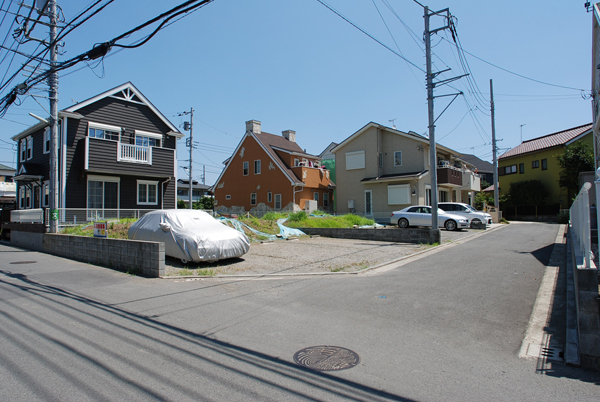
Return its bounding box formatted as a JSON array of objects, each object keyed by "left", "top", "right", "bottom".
[{"left": 0, "top": 269, "right": 416, "bottom": 401}]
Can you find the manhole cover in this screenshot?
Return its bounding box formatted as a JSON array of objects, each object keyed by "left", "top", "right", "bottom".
[
  {"left": 293, "top": 346, "right": 360, "bottom": 371},
  {"left": 9, "top": 261, "right": 37, "bottom": 265}
]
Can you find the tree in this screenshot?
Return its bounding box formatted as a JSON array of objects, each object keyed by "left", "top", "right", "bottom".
[
  {"left": 556, "top": 140, "right": 594, "bottom": 194},
  {"left": 508, "top": 180, "right": 549, "bottom": 207}
]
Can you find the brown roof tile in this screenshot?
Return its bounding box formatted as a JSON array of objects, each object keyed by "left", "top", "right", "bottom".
[
  {"left": 499, "top": 123, "right": 592, "bottom": 160},
  {"left": 252, "top": 131, "right": 318, "bottom": 185}
]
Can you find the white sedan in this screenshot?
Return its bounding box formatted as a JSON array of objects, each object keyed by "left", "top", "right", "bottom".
[{"left": 390, "top": 205, "right": 470, "bottom": 231}]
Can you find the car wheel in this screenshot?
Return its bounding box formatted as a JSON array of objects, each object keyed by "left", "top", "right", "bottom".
[
  {"left": 470, "top": 218, "right": 481, "bottom": 228},
  {"left": 444, "top": 219, "right": 457, "bottom": 231},
  {"left": 398, "top": 218, "right": 409, "bottom": 228}
]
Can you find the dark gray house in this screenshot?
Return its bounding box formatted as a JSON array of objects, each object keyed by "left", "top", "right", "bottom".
[{"left": 11, "top": 82, "right": 182, "bottom": 220}]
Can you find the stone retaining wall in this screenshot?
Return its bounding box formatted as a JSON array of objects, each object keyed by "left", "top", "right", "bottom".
[
  {"left": 42, "top": 234, "right": 165, "bottom": 278},
  {"left": 298, "top": 227, "right": 440, "bottom": 244}
]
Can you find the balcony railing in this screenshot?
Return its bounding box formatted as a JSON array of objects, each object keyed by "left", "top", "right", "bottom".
[
  {"left": 437, "top": 165, "right": 463, "bottom": 186},
  {"left": 118, "top": 143, "right": 152, "bottom": 164}
]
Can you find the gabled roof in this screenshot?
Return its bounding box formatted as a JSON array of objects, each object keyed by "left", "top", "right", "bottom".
[
  {"left": 331, "top": 122, "right": 457, "bottom": 155},
  {"left": 212, "top": 127, "right": 322, "bottom": 190},
  {"left": 459, "top": 154, "right": 494, "bottom": 173},
  {"left": 0, "top": 163, "right": 16, "bottom": 172},
  {"left": 499, "top": 123, "right": 592, "bottom": 160},
  {"left": 11, "top": 82, "right": 183, "bottom": 141},
  {"left": 65, "top": 81, "right": 182, "bottom": 137},
  {"left": 252, "top": 131, "right": 310, "bottom": 185}
]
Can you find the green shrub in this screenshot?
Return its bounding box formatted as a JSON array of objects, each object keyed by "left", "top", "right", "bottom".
[{"left": 288, "top": 211, "right": 307, "bottom": 222}]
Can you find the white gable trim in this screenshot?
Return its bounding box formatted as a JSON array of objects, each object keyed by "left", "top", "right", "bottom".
[
  {"left": 331, "top": 122, "right": 457, "bottom": 155},
  {"left": 63, "top": 81, "right": 182, "bottom": 137},
  {"left": 212, "top": 132, "right": 298, "bottom": 191}
]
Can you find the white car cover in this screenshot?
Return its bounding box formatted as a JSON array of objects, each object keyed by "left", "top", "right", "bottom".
[{"left": 128, "top": 209, "right": 250, "bottom": 263}]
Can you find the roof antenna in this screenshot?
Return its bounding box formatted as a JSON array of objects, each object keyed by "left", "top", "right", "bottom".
[{"left": 388, "top": 118, "right": 397, "bottom": 129}]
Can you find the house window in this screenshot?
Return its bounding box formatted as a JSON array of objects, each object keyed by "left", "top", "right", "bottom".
[
  {"left": 323, "top": 193, "right": 329, "bottom": 207},
  {"left": 42, "top": 181, "right": 49, "bottom": 207},
  {"left": 26, "top": 136, "right": 33, "bottom": 160},
  {"left": 88, "top": 122, "right": 121, "bottom": 141},
  {"left": 394, "top": 151, "right": 402, "bottom": 167},
  {"left": 254, "top": 160, "right": 261, "bottom": 175},
  {"left": 388, "top": 184, "right": 410, "bottom": 205},
  {"left": 88, "top": 176, "right": 119, "bottom": 210},
  {"left": 135, "top": 130, "right": 162, "bottom": 147},
  {"left": 314, "top": 192, "right": 319, "bottom": 202},
  {"left": 268, "top": 191, "right": 272, "bottom": 203},
  {"left": 426, "top": 187, "right": 431, "bottom": 206},
  {"left": 243, "top": 161, "right": 249, "bottom": 176},
  {"left": 541, "top": 159, "right": 547, "bottom": 170},
  {"left": 44, "top": 128, "right": 50, "bottom": 154},
  {"left": 346, "top": 150, "right": 365, "bottom": 170},
  {"left": 532, "top": 160, "right": 539, "bottom": 169},
  {"left": 226, "top": 195, "right": 231, "bottom": 200},
  {"left": 274, "top": 194, "right": 282, "bottom": 210},
  {"left": 137, "top": 180, "right": 158, "bottom": 205},
  {"left": 19, "top": 187, "right": 26, "bottom": 209},
  {"left": 439, "top": 190, "right": 448, "bottom": 202},
  {"left": 250, "top": 192, "right": 257, "bottom": 205},
  {"left": 20, "top": 139, "right": 26, "bottom": 162},
  {"left": 25, "top": 187, "right": 31, "bottom": 208},
  {"left": 294, "top": 158, "right": 300, "bottom": 167},
  {"left": 503, "top": 165, "right": 517, "bottom": 175},
  {"left": 519, "top": 163, "right": 524, "bottom": 174},
  {"left": 379, "top": 152, "right": 383, "bottom": 168}
]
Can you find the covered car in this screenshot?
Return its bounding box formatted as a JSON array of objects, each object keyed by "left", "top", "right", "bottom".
[{"left": 128, "top": 209, "right": 250, "bottom": 263}]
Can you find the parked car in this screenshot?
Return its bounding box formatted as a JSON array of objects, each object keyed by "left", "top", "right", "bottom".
[
  {"left": 128, "top": 209, "right": 250, "bottom": 263},
  {"left": 390, "top": 205, "right": 470, "bottom": 231},
  {"left": 438, "top": 202, "right": 492, "bottom": 227}
]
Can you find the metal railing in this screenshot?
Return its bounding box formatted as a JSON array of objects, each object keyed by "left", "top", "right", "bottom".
[
  {"left": 570, "top": 182, "right": 593, "bottom": 268},
  {"left": 117, "top": 143, "right": 152, "bottom": 164},
  {"left": 55, "top": 208, "right": 154, "bottom": 227}
]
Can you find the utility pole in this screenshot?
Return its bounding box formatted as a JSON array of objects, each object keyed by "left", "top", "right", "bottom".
[
  {"left": 49, "top": 0, "right": 59, "bottom": 233},
  {"left": 425, "top": 6, "right": 439, "bottom": 228},
  {"left": 490, "top": 79, "right": 499, "bottom": 209},
  {"left": 180, "top": 108, "right": 194, "bottom": 209}
]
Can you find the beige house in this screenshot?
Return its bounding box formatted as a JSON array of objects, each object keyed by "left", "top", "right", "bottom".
[{"left": 332, "top": 122, "right": 480, "bottom": 222}]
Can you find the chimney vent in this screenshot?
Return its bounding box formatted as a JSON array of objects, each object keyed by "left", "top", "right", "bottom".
[
  {"left": 246, "top": 120, "right": 261, "bottom": 135},
  {"left": 282, "top": 130, "right": 296, "bottom": 142}
]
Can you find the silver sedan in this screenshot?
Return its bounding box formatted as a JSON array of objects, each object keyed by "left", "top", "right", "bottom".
[{"left": 390, "top": 205, "right": 470, "bottom": 231}]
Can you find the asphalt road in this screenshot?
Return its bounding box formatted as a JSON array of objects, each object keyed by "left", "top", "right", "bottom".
[{"left": 0, "top": 222, "right": 599, "bottom": 401}]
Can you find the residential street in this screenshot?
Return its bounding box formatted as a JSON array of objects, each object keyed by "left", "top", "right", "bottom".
[{"left": 0, "top": 222, "right": 599, "bottom": 401}]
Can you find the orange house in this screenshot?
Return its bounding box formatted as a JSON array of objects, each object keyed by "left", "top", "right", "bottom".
[{"left": 213, "top": 120, "right": 335, "bottom": 215}]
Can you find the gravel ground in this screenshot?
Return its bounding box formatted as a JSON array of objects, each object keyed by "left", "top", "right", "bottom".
[{"left": 164, "top": 225, "right": 500, "bottom": 277}]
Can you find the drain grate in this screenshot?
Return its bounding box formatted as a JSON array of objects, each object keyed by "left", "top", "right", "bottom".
[
  {"left": 293, "top": 346, "right": 360, "bottom": 371},
  {"left": 9, "top": 261, "right": 37, "bottom": 265},
  {"left": 541, "top": 347, "right": 564, "bottom": 361}
]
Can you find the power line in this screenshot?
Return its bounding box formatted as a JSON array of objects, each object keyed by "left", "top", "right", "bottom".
[
  {"left": 314, "top": 0, "right": 425, "bottom": 72},
  {"left": 440, "top": 36, "right": 586, "bottom": 92}
]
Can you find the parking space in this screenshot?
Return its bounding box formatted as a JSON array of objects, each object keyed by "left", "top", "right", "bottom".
[{"left": 164, "top": 225, "right": 499, "bottom": 277}]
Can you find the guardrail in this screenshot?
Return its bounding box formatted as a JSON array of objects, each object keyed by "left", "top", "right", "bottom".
[{"left": 570, "top": 182, "right": 593, "bottom": 268}]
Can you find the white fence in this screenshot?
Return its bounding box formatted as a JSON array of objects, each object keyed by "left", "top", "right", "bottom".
[{"left": 570, "top": 182, "right": 594, "bottom": 268}]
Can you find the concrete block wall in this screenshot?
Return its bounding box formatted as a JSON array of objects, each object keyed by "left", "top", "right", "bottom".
[
  {"left": 42, "top": 234, "right": 165, "bottom": 278},
  {"left": 569, "top": 230, "right": 600, "bottom": 370},
  {"left": 299, "top": 227, "right": 440, "bottom": 244}
]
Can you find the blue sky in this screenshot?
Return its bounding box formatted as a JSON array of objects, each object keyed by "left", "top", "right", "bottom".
[{"left": 0, "top": 0, "right": 593, "bottom": 185}]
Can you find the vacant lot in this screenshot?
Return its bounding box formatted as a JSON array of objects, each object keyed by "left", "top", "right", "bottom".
[{"left": 163, "top": 227, "right": 488, "bottom": 277}]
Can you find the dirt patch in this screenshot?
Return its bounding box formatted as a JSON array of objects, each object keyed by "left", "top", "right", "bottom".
[{"left": 164, "top": 236, "right": 430, "bottom": 276}]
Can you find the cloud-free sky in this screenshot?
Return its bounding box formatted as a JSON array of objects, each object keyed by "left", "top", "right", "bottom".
[{"left": 0, "top": 0, "right": 592, "bottom": 185}]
